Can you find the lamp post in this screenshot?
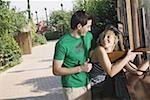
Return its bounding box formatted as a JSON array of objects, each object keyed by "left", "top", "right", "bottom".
[
  {"left": 44, "top": 8, "right": 48, "bottom": 26},
  {"left": 35, "top": 11, "right": 38, "bottom": 24},
  {"left": 60, "top": 3, "right": 63, "bottom": 11},
  {"left": 60, "top": 3, "right": 64, "bottom": 36},
  {"left": 27, "top": 0, "right": 31, "bottom": 20}
]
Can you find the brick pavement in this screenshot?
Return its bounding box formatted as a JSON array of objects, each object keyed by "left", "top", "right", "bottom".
[{"left": 0, "top": 40, "right": 65, "bottom": 100}]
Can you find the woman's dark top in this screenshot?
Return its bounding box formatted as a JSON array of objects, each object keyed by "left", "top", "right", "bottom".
[{"left": 89, "top": 62, "right": 131, "bottom": 100}]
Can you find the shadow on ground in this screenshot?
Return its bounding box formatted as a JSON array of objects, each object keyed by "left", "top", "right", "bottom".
[
  {"left": 8, "top": 66, "right": 51, "bottom": 73},
  {"left": 7, "top": 76, "right": 65, "bottom": 100}
]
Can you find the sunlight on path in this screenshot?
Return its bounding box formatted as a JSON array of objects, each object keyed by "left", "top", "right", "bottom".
[{"left": 0, "top": 40, "right": 65, "bottom": 100}]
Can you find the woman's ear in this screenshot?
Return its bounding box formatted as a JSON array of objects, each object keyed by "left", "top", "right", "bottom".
[{"left": 96, "top": 32, "right": 105, "bottom": 45}]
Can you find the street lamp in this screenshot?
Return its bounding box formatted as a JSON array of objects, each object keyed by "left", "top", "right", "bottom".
[
  {"left": 60, "top": 3, "right": 63, "bottom": 11},
  {"left": 35, "top": 11, "right": 38, "bottom": 24},
  {"left": 60, "top": 3, "right": 64, "bottom": 36},
  {"left": 44, "top": 8, "right": 48, "bottom": 26},
  {"left": 27, "top": 0, "right": 31, "bottom": 20}
]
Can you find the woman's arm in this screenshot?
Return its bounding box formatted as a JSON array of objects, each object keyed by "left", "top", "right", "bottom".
[
  {"left": 96, "top": 46, "right": 136, "bottom": 77},
  {"left": 125, "top": 60, "right": 149, "bottom": 75},
  {"left": 125, "top": 62, "right": 138, "bottom": 73}
]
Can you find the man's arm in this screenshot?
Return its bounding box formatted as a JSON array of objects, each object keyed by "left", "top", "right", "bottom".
[{"left": 52, "top": 60, "right": 92, "bottom": 76}]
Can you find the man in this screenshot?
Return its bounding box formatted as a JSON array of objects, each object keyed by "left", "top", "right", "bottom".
[
  {"left": 53, "top": 10, "right": 93, "bottom": 100},
  {"left": 113, "top": 22, "right": 132, "bottom": 99},
  {"left": 117, "top": 21, "right": 124, "bottom": 33},
  {"left": 115, "top": 21, "right": 126, "bottom": 51},
  {"left": 115, "top": 21, "right": 150, "bottom": 99}
]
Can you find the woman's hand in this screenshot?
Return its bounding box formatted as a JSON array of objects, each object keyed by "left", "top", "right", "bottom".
[{"left": 126, "top": 49, "right": 136, "bottom": 61}]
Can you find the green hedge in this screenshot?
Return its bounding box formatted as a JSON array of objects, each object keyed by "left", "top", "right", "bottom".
[
  {"left": 0, "top": 33, "right": 22, "bottom": 72},
  {"left": 44, "top": 31, "right": 61, "bottom": 40}
]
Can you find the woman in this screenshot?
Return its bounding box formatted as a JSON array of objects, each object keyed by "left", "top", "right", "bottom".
[{"left": 89, "top": 26, "right": 149, "bottom": 99}]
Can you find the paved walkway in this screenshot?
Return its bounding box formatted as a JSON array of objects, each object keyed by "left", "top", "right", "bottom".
[{"left": 0, "top": 40, "right": 65, "bottom": 100}]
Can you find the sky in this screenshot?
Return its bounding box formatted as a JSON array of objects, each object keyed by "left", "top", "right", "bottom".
[{"left": 9, "top": 0, "right": 74, "bottom": 23}]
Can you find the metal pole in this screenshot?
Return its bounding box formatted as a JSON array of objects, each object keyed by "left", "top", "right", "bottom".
[
  {"left": 44, "top": 8, "right": 48, "bottom": 26},
  {"left": 35, "top": 11, "right": 38, "bottom": 24},
  {"left": 27, "top": 0, "right": 31, "bottom": 20},
  {"left": 61, "top": 3, "right": 63, "bottom": 11},
  {"left": 60, "top": 3, "right": 64, "bottom": 35}
]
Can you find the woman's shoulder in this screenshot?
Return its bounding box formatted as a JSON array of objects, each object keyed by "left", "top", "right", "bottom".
[{"left": 95, "top": 46, "right": 105, "bottom": 52}]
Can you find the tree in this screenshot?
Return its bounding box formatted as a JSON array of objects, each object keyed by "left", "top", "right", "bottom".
[
  {"left": 73, "top": 0, "right": 87, "bottom": 11},
  {"left": 49, "top": 10, "right": 71, "bottom": 33},
  {"left": 45, "top": 10, "right": 72, "bottom": 40},
  {"left": 0, "top": 0, "right": 23, "bottom": 69},
  {"left": 0, "top": 0, "right": 28, "bottom": 35},
  {"left": 73, "top": 0, "right": 117, "bottom": 39}
]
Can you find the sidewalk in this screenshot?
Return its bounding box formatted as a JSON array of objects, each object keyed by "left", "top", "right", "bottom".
[{"left": 0, "top": 40, "right": 65, "bottom": 100}]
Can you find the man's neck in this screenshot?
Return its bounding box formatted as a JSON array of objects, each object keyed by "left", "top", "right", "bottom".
[{"left": 71, "top": 30, "right": 81, "bottom": 38}]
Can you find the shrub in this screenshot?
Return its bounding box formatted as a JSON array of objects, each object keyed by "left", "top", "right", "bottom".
[
  {"left": 34, "top": 34, "right": 47, "bottom": 45},
  {"left": 0, "top": 33, "right": 22, "bottom": 71},
  {"left": 44, "top": 31, "right": 61, "bottom": 40}
]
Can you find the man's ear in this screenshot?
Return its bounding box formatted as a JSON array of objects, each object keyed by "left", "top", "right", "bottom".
[{"left": 77, "top": 23, "right": 82, "bottom": 29}]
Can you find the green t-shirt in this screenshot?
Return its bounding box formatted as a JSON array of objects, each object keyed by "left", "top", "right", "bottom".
[{"left": 54, "top": 32, "right": 93, "bottom": 87}]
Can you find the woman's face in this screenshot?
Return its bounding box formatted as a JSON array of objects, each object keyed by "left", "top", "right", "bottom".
[{"left": 101, "top": 30, "right": 116, "bottom": 49}]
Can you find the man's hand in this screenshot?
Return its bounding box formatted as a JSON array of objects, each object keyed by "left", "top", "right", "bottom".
[{"left": 80, "top": 59, "right": 92, "bottom": 72}]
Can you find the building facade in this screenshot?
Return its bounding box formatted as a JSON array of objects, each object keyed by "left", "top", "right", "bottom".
[{"left": 116, "top": 0, "right": 150, "bottom": 60}]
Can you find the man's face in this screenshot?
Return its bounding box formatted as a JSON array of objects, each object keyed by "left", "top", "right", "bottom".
[
  {"left": 79, "top": 20, "right": 92, "bottom": 36},
  {"left": 118, "top": 23, "right": 124, "bottom": 33}
]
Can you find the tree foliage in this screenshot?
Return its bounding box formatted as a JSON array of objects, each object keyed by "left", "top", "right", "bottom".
[
  {"left": 0, "top": 0, "right": 28, "bottom": 35},
  {"left": 0, "top": 0, "right": 24, "bottom": 70},
  {"left": 49, "top": 10, "right": 72, "bottom": 33},
  {"left": 73, "top": 0, "right": 117, "bottom": 39},
  {"left": 45, "top": 10, "right": 72, "bottom": 40},
  {"left": 73, "top": 0, "right": 87, "bottom": 11}
]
